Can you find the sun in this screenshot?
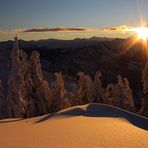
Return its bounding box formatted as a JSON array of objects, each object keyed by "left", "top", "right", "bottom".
[{"left": 134, "top": 27, "right": 148, "bottom": 40}]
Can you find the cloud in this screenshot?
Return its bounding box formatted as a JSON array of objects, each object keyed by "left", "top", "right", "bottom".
[
  {"left": 1, "top": 25, "right": 146, "bottom": 35},
  {"left": 0, "top": 30, "right": 7, "bottom": 34},
  {"left": 102, "top": 25, "right": 133, "bottom": 32},
  {"left": 0, "top": 27, "right": 92, "bottom": 34},
  {"left": 23, "top": 27, "right": 91, "bottom": 32},
  {"left": 0, "top": 28, "right": 26, "bottom": 34}
]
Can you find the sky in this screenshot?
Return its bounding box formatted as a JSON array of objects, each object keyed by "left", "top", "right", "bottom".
[{"left": 0, "top": 0, "right": 148, "bottom": 41}]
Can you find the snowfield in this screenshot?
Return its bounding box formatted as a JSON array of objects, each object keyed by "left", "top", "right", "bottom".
[{"left": 0, "top": 103, "right": 147, "bottom": 148}]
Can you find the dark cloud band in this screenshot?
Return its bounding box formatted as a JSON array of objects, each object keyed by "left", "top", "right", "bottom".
[{"left": 23, "top": 27, "right": 88, "bottom": 32}]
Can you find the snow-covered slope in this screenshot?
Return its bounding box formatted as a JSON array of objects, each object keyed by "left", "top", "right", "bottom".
[{"left": 0, "top": 104, "right": 147, "bottom": 148}]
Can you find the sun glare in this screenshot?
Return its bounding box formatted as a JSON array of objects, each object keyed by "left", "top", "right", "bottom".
[{"left": 134, "top": 27, "right": 148, "bottom": 40}]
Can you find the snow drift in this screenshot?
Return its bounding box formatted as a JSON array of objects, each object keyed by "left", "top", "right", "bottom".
[{"left": 0, "top": 103, "right": 147, "bottom": 148}]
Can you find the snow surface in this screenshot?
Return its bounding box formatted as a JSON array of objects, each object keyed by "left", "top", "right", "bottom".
[{"left": 0, "top": 103, "right": 147, "bottom": 148}]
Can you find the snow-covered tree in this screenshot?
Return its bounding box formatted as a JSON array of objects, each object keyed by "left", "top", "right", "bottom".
[
  {"left": 7, "top": 37, "right": 52, "bottom": 118},
  {"left": 77, "top": 71, "right": 86, "bottom": 104},
  {"left": 123, "top": 77, "right": 135, "bottom": 111},
  {"left": 94, "top": 71, "right": 105, "bottom": 103},
  {"left": 139, "top": 62, "right": 148, "bottom": 117},
  {"left": 105, "top": 75, "right": 134, "bottom": 111},
  {"left": 106, "top": 83, "right": 116, "bottom": 105},
  {"left": 28, "top": 50, "right": 51, "bottom": 117},
  {"left": 0, "top": 80, "right": 6, "bottom": 117},
  {"left": 53, "top": 72, "right": 65, "bottom": 110},
  {"left": 7, "top": 36, "right": 27, "bottom": 117},
  {"left": 85, "top": 74, "right": 94, "bottom": 103},
  {"left": 77, "top": 72, "right": 95, "bottom": 104}
]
